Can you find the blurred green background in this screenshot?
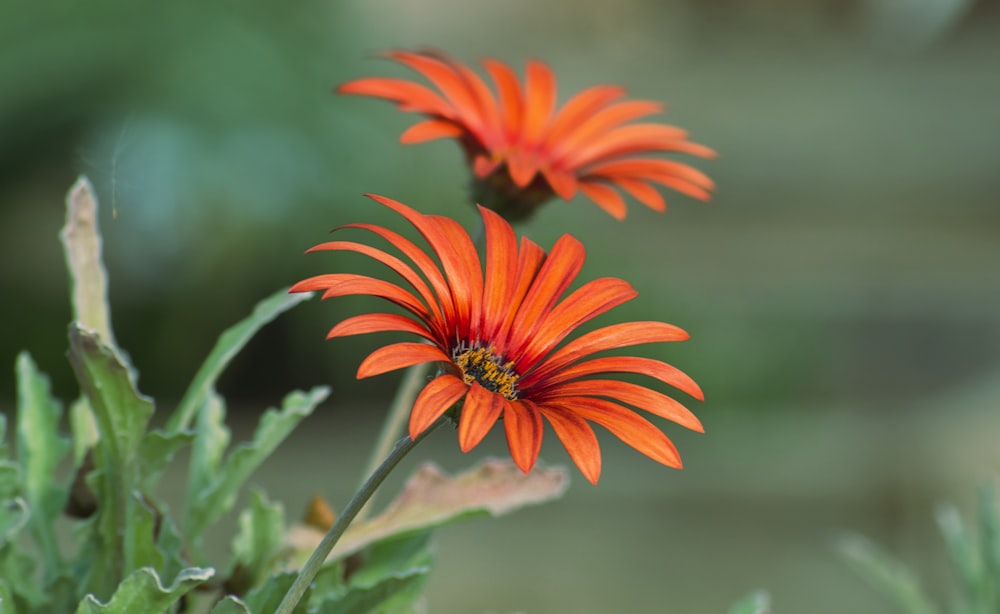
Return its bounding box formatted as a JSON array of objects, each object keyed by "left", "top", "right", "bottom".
[{"left": 2, "top": 0, "right": 999, "bottom": 612}]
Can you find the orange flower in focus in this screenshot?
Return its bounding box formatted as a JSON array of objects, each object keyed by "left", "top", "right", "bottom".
[
  {"left": 291, "top": 195, "right": 704, "bottom": 484},
  {"left": 338, "top": 50, "right": 716, "bottom": 221}
]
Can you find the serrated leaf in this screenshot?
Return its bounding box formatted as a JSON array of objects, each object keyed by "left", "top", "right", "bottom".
[
  {"left": 314, "top": 533, "right": 432, "bottom": 614},
  {"left": 60, "top": 176, "right": 117, "bottom": 352},
  {"left": 0, "top": 463, "right": 18, "bottom": 500},
  {"left": 138, "top": 429, "right": 195, "bottom": 495},
  {"left": 0, "top": 580, "right": 15, "bottom": 614},
  {"left": 243, "top": 572, "right": 309, "bottom": 614},
  {"left": 165, "top": 288, "right": 314, "bottom": 435},
  {"left": 0, "top": 498, "right": 28, "bottom": 546},
  {"left": 0, "top": 542, "right": 45, "bottom": 609},
  {"left": 229, "top": 489, "right": 285, "bottom": 591},
  {"left": 15, "top": 352, "right": 70, "bottom": 573},
  {"left": 209, "top": 595, "right": 250, "bottom": 614},
  {"left": 67, "top": 326, "right": 155, "bottom": 592},
  {"left": 185, "top": 390, "right": 230, "bottom": 537},
  {"left": 74, "top": 566, "right": 214, "bottom": 614},
  {"left": 288, "top": 459, "right": 568, "bottom": 562},
  {"left": 185, "top": 387, "right": 328, "bottom": 540},
  {"left": 69, "top": 397, "right": 98, "bottom": 469},
  {"left": 727, "top": 590, "right": 773, "bottom": 614},
  {"left": 836, "top": 532, "right": 939, "bottom": 614},
  {"left": 123, "top": 493, "right": 163, "bottom": 573},
  {"left": 156, "top": 517, "right": 187, "bottom": 591}
]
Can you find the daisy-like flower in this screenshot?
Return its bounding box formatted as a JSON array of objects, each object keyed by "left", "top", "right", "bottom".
[
  {"left": 291, "top": 195, "right": 704, "bottom": 484},
  {"left": 338, "top": 50, "right": 716, "bottom": 221}
]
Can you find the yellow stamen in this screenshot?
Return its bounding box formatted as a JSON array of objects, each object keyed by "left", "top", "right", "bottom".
[{"left": 453, "top": 344, "right": 519, "bottom": 400}]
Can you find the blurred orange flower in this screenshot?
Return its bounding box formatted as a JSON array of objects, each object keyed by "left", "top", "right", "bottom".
[
  {"left": 291, "top": 195, "right": 704, "bottom": 484},
  {"left": 338, "top": 50, "right": 716, "bottom": 221}
]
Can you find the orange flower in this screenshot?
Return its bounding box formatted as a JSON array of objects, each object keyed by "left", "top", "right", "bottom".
[
  {"left": 338, "top": 50, "right": 716, "bottom": 221},
  {"left": 291, "top": 195, "right": 704, "bottom": 484}
]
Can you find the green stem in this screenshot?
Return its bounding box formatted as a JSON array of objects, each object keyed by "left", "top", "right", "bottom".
[
  {"left": 274, "top": 416, "right": 448, "bottom": 614},
  {"left": 356, "top": 361, "right": 430, "bottom": 519}
]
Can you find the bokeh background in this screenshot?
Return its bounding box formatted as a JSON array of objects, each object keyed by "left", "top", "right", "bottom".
[{"left": 3, "top": 0, "right": 1000, "bottom": 612}]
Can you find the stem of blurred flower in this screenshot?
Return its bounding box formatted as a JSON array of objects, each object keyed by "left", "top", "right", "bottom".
[
  {"left": 354, "top": 216, "right": 486, "bottom": 521},
  {"left": 274, "top": 415, "right": 449, "bottom": 614}
]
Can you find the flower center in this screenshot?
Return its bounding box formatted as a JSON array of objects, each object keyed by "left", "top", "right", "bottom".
[{"left": 452, "top": 343, "right": 519, "bottom": 400}]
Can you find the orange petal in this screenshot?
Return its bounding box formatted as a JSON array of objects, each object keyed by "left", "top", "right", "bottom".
[
  {"left": 479, "top": 205, "right": 519, "bottom": 341},
  {"left": 538, "top": 379, "right": 703, "bottom": 432},
  {"left": 578, "top": 182, "right": 627, "bottom": 219},
  {"left": 492, "top": 236, "right": 546, "bottom": 355},
  {"left": 540, "top": 356, "right": 703, "bottom": 401},
  {"left": 306, "top": 240, "right": 442, "bottom": 325},
  {"left": 339, "top": 220, "right": 456, "bottom": 332},
  {"left": 503, "top": 400, "right": 544, "bottom": 474},
  {"left": 614, "top": 178, "right": 666, "bottom": 211},
  {"left": 521, "top": 60, "right": 557, "bottom": 145},
  {"left": 543, "top": 85, "right": 625, "bottom": 149},
  {"left": 530, "top": 321, "right": 689, "bottom": 384},
  {"left": 358, "top": 342, "right": 449, "bottom": 378},
  {"left": 428, "top": 214, "right": 482, "bottom": 340},
  {"left": 548, "top": 396, "right": 683, "bottom": 469},
  {"left": 388, "top": 51, "right": 485, "bottom": 137},
  {"left": 540, "top": 166, "right": 578, "bottom": 200},
  {"left": 540, "top": 404, "right": 602, "bottom": 485},
  {"left": 327, "top": 313, "right": 436, "bottom": 343},
  {"left": 505, "top": 151, "right": 538, "bottom": 187},
  {"left": 457, "top": 382, "right": 504, "bottom": 452},
  {"left": 409, "top": 374, "right": 468, "bottom": 439},
  {"left": 483, "top": 59, "right": 523, "bottom": 141},
  {"left": 292, "top": 274, "right": 428, "bottom": 321},
  {"left": 515, "top": 277, "right": 637, "bottom": 372},
  {"left": 550, "top": 100, "right": 663, "bottom": 160},
  {"left": 400, "top": 119, "right": 464, "bottom": 144},
  {"left": 584, "top": 158, "right": 715, "bottom": 190},
  {"left": 337, "top": 77, "right": 454, "bottom": 117},
  {"left": 505, "top": 234, "right": 585, "bottom": 354}
]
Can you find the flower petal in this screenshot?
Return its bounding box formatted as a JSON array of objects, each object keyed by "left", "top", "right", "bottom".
[
  {"left": 483, "top": 58, "right": 523, "bottom": 141},
  {"left": 537, "top": 379, "right": 703, "bottom": 432},
  {"left": 547, "top": 396, "right": 683, "bottom": 469},
  {"left": 337, "top": 77, "right": 453, "bottom": 117},
  {"left": 409, "top": 373, "right": 468, "bottom": 439},
  {"left": 457, "top": 382, "right": 504, "bottom": 452},
  {"left": 529, "top": 321, "right": 689, "bottom": 384},
  {"left": 540, "top": 404, "right": 602, "bottom": 484},
  {"left": 503, "top": 400, "right": 545, "bottom": 474},
  {"left": 521, "top": 59, "right": 556, "bottom": 145},
  {"left": 400, "top": 119, "right": 464, "bottom": 144},
  {"left": 327, "top": 313, "right": 436, "bottom": 343},
  {"left": 479, "top": 205, "right": 519, "bottom": 341},
  {"left": 614, "top": 178, "right": 666, "bottom": 212},
  {"left": 291, "top": 274, "right": 429, "bottom": 321},
  {"left": 543, "top": 85, "right": 625, "bottom": 149},
  {"left": 492, "top": 236, "right": 546, "bottom": 354},
  {"left": 516, "top": 277, "right": 637, "bottom": 373},
  {"left": 358, "top": 342, "right": 450, "bottom": 378},
  {"left": 578, "top": 181, "right": 627, "bottom": 220},
  {"left": 538, "top": 356, "right": 703, "bottom": 400}
]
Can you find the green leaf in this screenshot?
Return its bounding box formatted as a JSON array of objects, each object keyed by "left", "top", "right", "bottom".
[
  {"left": 314, "top": 533, "right": 432, "bottom": 614},
  {"left": 727, "top": 590, "right": 773, "bottom": 614},
  {"left": 977, "top": 481, "right": 1000, "bottom": 612},
  {"left": 185, "top": 387, "right": 329, "bottom": 541},
  {"left": 209, "top": 596, "right": 251, "bottom": 614},
  {"left": 229, "top": 488, "right": 285, "bottom": 591},
  {"left": 60, "top": 176, "right": 118, "bottom": 353},
  {"left": 0, "top": 542, "right": 45, "bottom": 609},
  {"left": 15, "top": 352, "right": 70, "bottom": 574},
  {"left": 0, "top": 498, "right": 28, "bottom": 547},
  {"left": 67, "top": 326, "right": 155, "bottom": 590},
  {"left": 0, "top": 580, "right": 16, "bottom": 614},
  {"left": 185, "top": 390, "right": 230, "bottom": 538},
  {"left": 165, "top": 288, "right": 314, "bottom": 435},
  {"left": 0, "top": 463, "right": 18, "bottom": 500},
  {"left": 156, "top": 517, "right": 188, "bottom": 592},
  {"left": 288, "top": 459, "right": 569, "bottom": 562},
  {"left": 69, "top": 397, "right": 98, "bottom": 469},
  {"left": 137, "top": 429, "right": 195, "bottom": 495},
  {"left": 935, "top": 503, "right": 981, "bottom": 604},
  {"left": 0, "top": 414, "right": 7, "bottom": 458},
  {"left": 243, "top": 572, "right": 309, "bottom": 614},
  {"left": 123, "top": 493, "right": 163, "bottom": 573},
  {"left": 836, "top": 532, "right": 939, "bottom": 614},
  {"left": 74, "top": 566, "right": 214, "bottom": 614}
]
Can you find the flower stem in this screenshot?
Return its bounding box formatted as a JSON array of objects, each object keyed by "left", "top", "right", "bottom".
[
  {"left": 355, "top": 361, "right": 430, "bottom": 520},
  {"left": 274, "top": 416, "right": 447, "bottom": 614}
]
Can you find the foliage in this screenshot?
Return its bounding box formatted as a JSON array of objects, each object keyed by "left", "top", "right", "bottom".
[
  {"left": 837, "top": 480, "right": 1000, "bottom": 614},
  {"left": 0, "top": 177, "right": 574, "bottom": 612}
]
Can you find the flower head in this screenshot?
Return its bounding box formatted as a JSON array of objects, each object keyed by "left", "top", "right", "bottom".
[
  {"left": 291, "top": 195, "right": 704, "bottom": 484},
  {"left": 338, "top": 50, "right": 716, "bottom": 221}
]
